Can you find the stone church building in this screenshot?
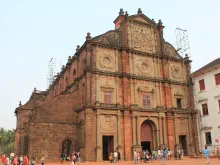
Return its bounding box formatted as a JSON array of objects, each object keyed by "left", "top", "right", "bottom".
[{"left": 14, "top": 9, "right": 199, "bottom": 161}]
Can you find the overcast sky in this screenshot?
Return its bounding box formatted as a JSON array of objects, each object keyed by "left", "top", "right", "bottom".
[{"left": 0, "top": 0, "right": 219, "bottom": 129}]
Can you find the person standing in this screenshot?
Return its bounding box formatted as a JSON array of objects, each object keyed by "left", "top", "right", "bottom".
[
  {"left": 30, "top": 157, "right": 35, "bottom": 165},
  {"left": 113, "top": 151, "right": 118, "bottom": 163},
  {"left": 23, "top": 154, "right": 29, "bottom": 165},
  {"left": 19, "top": 155, "right": 23, "bottom": 165},
  {"left": 181, "top": 149, "right": 184, "bottom": 160},
  {"left": 134, "top": 150, "right": 138, "bottom": 164},
  {"left": 203, "top": 147, "right": 210, "bottom": 165},
  {"left": 71, "top": 153, "right": 76, "bottom": 165},
  {"left": 217, "top": 147, "right": 220, "bottom": 160},
  {"left": 41, "top": 155, "right": 45, "bottom": 165},
  {"left": 13, "top": 156, "right": 18, "bottom": 165},
  {"left": 161, "top": 148, "right": 168, "bottom": 165},
  {"left": 1, "top": 153, "right": 6, "bottom": 165}
]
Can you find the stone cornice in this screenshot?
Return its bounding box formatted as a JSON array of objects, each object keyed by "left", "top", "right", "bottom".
[
  {"left": 93, "top": 43, "right": 186, "bottom": 63},
  {"left": 74, "top": 105, "right": 197, "bottom": 115},
  {"left": 29, "top": 121, "right": 78, "bottom": 125},
  {"left": 85, "top": 67, "right": 188, "bottom": 86}
]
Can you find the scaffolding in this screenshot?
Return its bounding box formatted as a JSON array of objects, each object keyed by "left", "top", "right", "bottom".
[
  {"left": 47, "top": 57, "right": 56, "bottom": 88},
  {"left": 175, "top": 28, "right": 191, "bottom": 59}
]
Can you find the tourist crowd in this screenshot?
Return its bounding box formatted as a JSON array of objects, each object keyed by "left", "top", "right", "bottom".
[{"left": 1, "top": 153, "right": 45, "bottom": 165}]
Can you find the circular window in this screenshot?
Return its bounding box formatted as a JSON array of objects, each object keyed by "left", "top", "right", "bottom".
[{"left": 103, "top": 57, "right": 110, "bottom": 64}]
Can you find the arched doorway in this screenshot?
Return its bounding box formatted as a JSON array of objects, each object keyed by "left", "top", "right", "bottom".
[
  {"left": 62, "top": 139, "right": 72, "bottom": 156},
  {"left": 140, "top": 120, "right": 157, "bottom": 152}
]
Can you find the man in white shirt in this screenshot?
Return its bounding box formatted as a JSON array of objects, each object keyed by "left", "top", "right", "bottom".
[{"left": 113, "top": 151, "right": 118, "bottom": 162}]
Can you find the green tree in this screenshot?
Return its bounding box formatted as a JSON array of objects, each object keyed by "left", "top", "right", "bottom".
[{"left": 0, "top": 127, "right": 15, "bottom": 156}]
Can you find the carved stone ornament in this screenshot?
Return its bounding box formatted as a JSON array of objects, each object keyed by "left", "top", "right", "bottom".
[
  {"left": 99, "top": 54, "right": 114, "bottom": 69},
  {"left": 104, "top": 114, "right": 112, "bottom": 122},
  {"left": 131, "top": 24, "right": 153, "bottom": 52},
  {"left": 174, "top": 90, "right": 184, "bottom": 97},
  {"left": 136, "top": 58, "right": 152, "bottom": 76},
  {"left": 171, "top": 65, "right": 181, "bottom": 79},
  {"left": 137, "top": 86, "right": 154, "bottom": 93},
  {"left": 164, "top": 43, "right": 180, "bottom": 59},
  {"left": 100, "top": 80, "right": 114, "bottom": 89}
]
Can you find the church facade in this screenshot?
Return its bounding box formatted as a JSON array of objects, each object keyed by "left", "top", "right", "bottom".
[{"left": 14, "top": 9, "right": 199, "bottom": 161}]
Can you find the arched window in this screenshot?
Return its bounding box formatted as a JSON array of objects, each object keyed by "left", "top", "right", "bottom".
[
  {"left": 73, "top": 69, "right": 76, "bottom": 80},
  {"left": 66, "top": 77, "right": 69, "bottom": 88}
]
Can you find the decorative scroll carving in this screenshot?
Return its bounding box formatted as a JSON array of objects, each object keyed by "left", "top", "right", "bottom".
[
  {"left": 164, "top": 43, "right": 180, "bottom": 59},
  {"left": 137, "top": 86, "right": 154, "bottom": 93},
  {"left": 131, "top": 24, "right": 153, "bottom": 52},
  {"left": 174, "top": 90, "right": 184, "bottom": 97},
  {"left": 100, "top": 80, "right": 114, "bottom": 89},
  {"left": 136, "top": 58, "right": 152, "bottom": 76},
  {"left": 100, "top": 115, "right": 116, "bottom": 133},
  {"left": 171, "top": 65, "right": 181, "bottom": 79}
]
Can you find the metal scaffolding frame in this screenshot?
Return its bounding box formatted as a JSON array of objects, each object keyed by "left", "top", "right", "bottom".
[
  {"left": 47, "top": 57, "right": 56, "bottom": 88},
  {"left": 175, "top": 28, "right": 191, "bottom": 59}
]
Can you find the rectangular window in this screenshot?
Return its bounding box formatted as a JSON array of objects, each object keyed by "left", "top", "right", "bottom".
[
  {"left": 199, "top": 79, "right": 205, "bottom": 91},
  {"left": 202, "top": 103, "right": 209, "bottom": 115},
  {"left": 215, "top": 73, "right": 220, "bottom": 85},
  {"left": 104, "top": 91, "right": 112, "bottom": 103},
  {"left": 205, "top": 132, "right": 212, "bottom": 145},
  {"left": 176, "top": 98, "right": 182, "bottom": 109},
  {"left": 143, "top": 95, "right": 151, "bottom": 109}
]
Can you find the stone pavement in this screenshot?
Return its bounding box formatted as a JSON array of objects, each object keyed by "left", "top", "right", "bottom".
[{"left": 43, "top": 157, "right": 219, "bottom": 165}]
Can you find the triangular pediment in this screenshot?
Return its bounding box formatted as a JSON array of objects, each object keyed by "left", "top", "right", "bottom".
[{"left": 129, "top": 14, "right": 156, "bottom": 26}]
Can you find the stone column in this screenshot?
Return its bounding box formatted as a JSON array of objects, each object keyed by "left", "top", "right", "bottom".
[
  {"left": 117, "top": 111, "right": 123, "bottom": 160},
  {"left": 167, "top": 112, "right": 175, "bottom": 151},
  {"left": 152, "top": 129, "right": 155, "bottom": 150},
  {"left": 96, "top": 111, "right": 102, "bottom": 161},
  {"left": 132, "top": 115, "right": 136, "bottom": 146},
  {"left": 95, "top": 75, "right": 100, "bottom": 103},
  {"left": 158, "top": 116, "right": 163, "bottom": 146},
  {"left": 163, "top": 116, "right": 168, "bottom": 145},
  {"left": 136, "top": 116, "right": 141, "bottom": 146}
]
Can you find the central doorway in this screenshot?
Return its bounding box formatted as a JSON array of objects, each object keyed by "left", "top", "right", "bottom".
[
  {"left": 102, "top": 136, "right": 114, "bottom": 160},
  {"left": 179, "top": 135, "right": 187, "bottom": 155},
  {"left": 141, "top": 141, "right": 151, "bottom": 151},
  {"left": 141, "top": 120, "right": 155, "bottom": 152}
]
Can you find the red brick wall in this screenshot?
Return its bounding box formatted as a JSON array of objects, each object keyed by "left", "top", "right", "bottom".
[
  {"left": 84, "top": 109, "right": 96, "bottom": 161},
  {"left": 123, "top": 111, "right": 132, "bottom": 160}
]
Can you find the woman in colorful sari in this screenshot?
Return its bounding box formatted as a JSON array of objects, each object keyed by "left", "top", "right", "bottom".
[{"left": 23, "top": 155, "right": 29, "bottom": 165}]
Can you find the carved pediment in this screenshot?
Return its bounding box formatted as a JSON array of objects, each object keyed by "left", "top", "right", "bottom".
[
  {"left": 131, "top": 15, "right": 155, "bottom": 25},
  {"left": 174, "top": 90, "right": 184, "bottom": 97},
  {"left": 137, "top": 86, "right": 154, "bottom": 93},
  {"left": 164, "top": 42, "right": 182, "bottom": 59},
  {"left": 131, "top": 23, "right": 153, "bottom": 52},
  {"left": 100, "top": 80, "right": 114, "bottom": 89}
]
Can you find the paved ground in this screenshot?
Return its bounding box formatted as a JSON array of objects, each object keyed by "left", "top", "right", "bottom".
[
  {"left": 1, "top": 157, "right": 220, "bottom": 165},
  {"left": 45, "top": 157, "right": 219, "bottom": 165}
]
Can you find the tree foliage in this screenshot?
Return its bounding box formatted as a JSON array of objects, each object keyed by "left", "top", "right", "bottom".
[{"left": 0, "top": 127, "right": 15, "bottom": 156}]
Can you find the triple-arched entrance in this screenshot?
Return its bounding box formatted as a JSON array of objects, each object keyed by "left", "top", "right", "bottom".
[{"left": 140, "top": 120, "right": 158, "bottom": 152}]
